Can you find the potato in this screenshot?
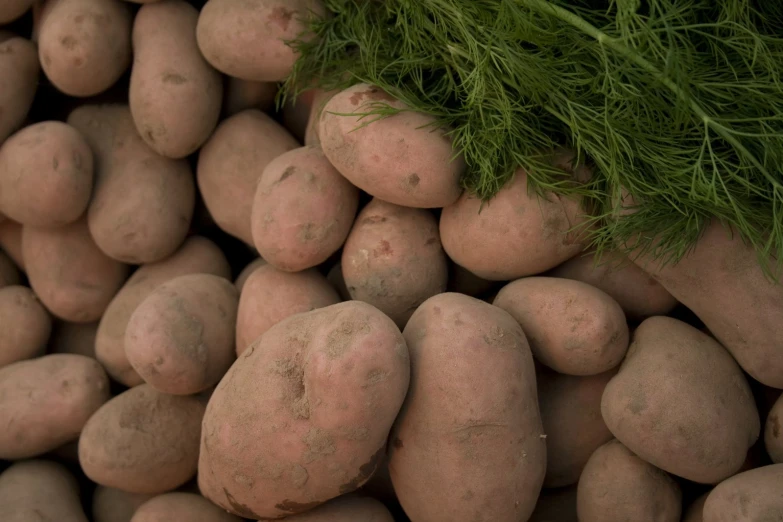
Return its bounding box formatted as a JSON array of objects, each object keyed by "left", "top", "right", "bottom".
[
  {"left": 342, "top": 199, "right": 448, "bottom": 328},
  {"left": 50, "top": 320, "right": 98, "bottom": 359},
  {"left": 0, "top": 36, "right": 39, "bottom": 144},
  {"left": 0, "top": 250, "right": 21, "bottom": 288},
  {"left": 389, "top": 293, "right": 545, "bottom": 522},
  {"left": 601, "top": 316, "right": 760, "bottom": 483},
  {"left": 235, "top": 264, "right": 340, "bottom": 355},
  {"left": 129, "top": 1, "right": 223, "bottom": 159},
  {"left": 38, "top": 0, "right": 132, "bottom": 97},
  {"left": 0, "top": 219, "right": 24, "bottom": 269},
  {"left": 197, "top": 110, "right": 299, "bottom": 245},
  {"left": 529, "top": 486, "right": 577, "bottom": 522},
  {"left": 0, "top": 121, "right": 93, "bottom": 227},
  {"left": 683, "top": 493, "right": 708, "bottom": 522},
  {"left": 79, "top": 383, "right": 206, "bottom": 494},
  {"left": 234, "top": 256, "right": 266, "bottom": 292},
  {"left": 319, "top": 84, "right": 464, "bottom": 208},
  {"left": 96, "top": 235, "right": 231, "bottom": 386},
  {"left": 93, "top": 486, "right": 155, "bottom": 522},
  {"left": 263, "top": 494, "right": 394, "bottom": 521},
  {"left": 68, "top": 104, "right": 195, "bottom": 264},
  {"left": 0, "top": 460, "right": 88, "bottom": 522},
  {"left": 196, "top": 0, "right": 324, "bottom": 82},
  {"left": 23, "top": 219, "right": 130, "bottom": 322},
  {"left": 251, "top": 146, "right": 359, "bottom": 271},
  {"left": 577, "top": 439, "right": 681, "bottom": 522},
  {"left": 765, "top": 392, "right": 783, "bottom": 463},
  {"left": 130, "top": 493, "right": 243, "bottom": 522},
  {"left": 198, "top": 301, "right": 410, "bottom": 519},
  {"left": 0, "top": 354, "right": 110, "bottom": 459},
  {"left": 702, "top": 464, "right": 783, "bottom": 521},
  {"left": 493, "top": 277, "right": 629, "bottom": 375},
  {"left": 0, "top": 0, "right": 35, "bottom": 24},
  {"left": 224, "top": 78, "right": 278, "bottom": 116},
  {"left": 0, "top": 285, "right": 52, "bottom": 367},
  {"left": 538, "top": 368, "right": 615, "bottom": 488}
]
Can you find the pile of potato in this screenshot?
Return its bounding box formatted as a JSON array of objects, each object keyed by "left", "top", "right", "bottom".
[{"left": 1, "top": 0, "right": 782, "bottom": 521}]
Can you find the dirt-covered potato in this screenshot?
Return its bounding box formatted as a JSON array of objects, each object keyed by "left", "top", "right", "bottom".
[
  {"left": 224, "top": 78, "right": 277, "bottom": 116},
  {"left": 199, "top": 301, "right": 410, "bottom": 519},
  {"left": 266, "top": 494, "right": 395, "bottom": 521},
  {"left": 130, "top": 493, "right": 243, "bottom": 522},
  {"left": 0, "top": 121, "right": 93, "bottom": 227},
  {"left": 0, "top": 285, "right": 52, "bottom": 367},
  {"left": 79, "top": 383, "right": 206, "bottom": 494},
  {"left": 494, "top": 277, "right": 629, "bottom": 376},
  {"left": 251, "top": 146, "right": 359, "bottom": 271},
  {"left": 601, "top": 316, "right": 760, "bottom": 484},
  {"left": 68, "top": 104, "right": 195, "bottom": 264},
  {"left": 389, "top": 293, "right": 546, "bottom": 522},
  {"left": 0, "top": 219, "right": 24, "bottom": 269},
  {"left": 0, "top": 250, "right": 21, "bottom": 288},
  {"left": 0, "top": 354, "right": 110, "bottom": 459},
  {"left": 702, "top": 464, "right": 783, "bottom": 521},
  {"left": 23, "top": 219, "right": 130, "bottom": 322},
  {"left": 130, "top": 0, "right": 223, "bottom": 159},
  {"left": 577, "top": 439, "right": 681, "bottom": 522},
  {"left": 0, "top": 36, "right": 39, "bottom": 144},
  {"left": 0, "top": 460, "right": 88, "bottom": 522},
  {"left": 765, "top": 392, "right": 783, "bottom": 463},
  {"left": 319, "top": 84, "right": 464, "bottom": 208},
  {"left": 235, "top": 264, "right": 340, "bottom": 355},
  {"left": 234, "top": 256, "right": 266, "bottom": 292},
  {"left": 197, "top": 110, "right": 299, "bottom": 245},
  {"left": 0, "top": 0, "right": 35, "bottom": 24},
  {"left": 93, "top": 487, "right": 155, "bottom": 522},
  {"left": 529, "top": 486, "right": 577, "bottom": 522},
  {"left": 342, "top": 199, "right": 448, "bottom": 328},
  {"left": 96, "top": 235, "right": 231, "bottom": 386}
]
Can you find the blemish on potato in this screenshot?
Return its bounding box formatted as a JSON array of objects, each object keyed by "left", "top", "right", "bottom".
[
  {"left": 372, "top": 240, "right": 393, "bottom": 257},
  {"left": 338, "top": 445, "right": 385, "bottom": 494},
  {"left": 772, "top": 414, "right": 780, "bottom": 438},
  {"left": 393, "top": 437, "right": 404, "bottom": 449},
  {"left": 60, "top": 36, "right": 77, "bottom": 50},
  {"left": 274, "top": 499, "right": 322, "bottom": 514},
  {"left": 361, "top": 215, "right": 387, "bottom": 225},
  {"left": 278, "top": 166, "right": 296, "bottom": 182},
  {"left": 407, "top": 173, "right": 420, "bottom": 187},
  {"left": 269, "top": 6, "right": 295, "bottom": 31},
  {"left": 628, "top": 390, "right": 648, "bottom": 414},
  {"left": 222, "top": 488, "right": 259, "bottom": 519},
  {"left": 162, "top": 72, "right": 187, "bottom": 85}
]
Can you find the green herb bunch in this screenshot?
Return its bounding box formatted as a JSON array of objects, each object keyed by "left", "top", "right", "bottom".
[{"left": 281, "top": 0, "right": 783, "bottom": 274}]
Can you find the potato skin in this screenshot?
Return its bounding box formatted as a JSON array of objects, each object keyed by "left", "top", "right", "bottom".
[
  {"left": 0, "top": 121, "right": 93, "bottom": 227},
  {"left": 0, "top": 36, "right": 39, "bottom": 143},
  {"left": 765, "top": 392, "right": 783, "bottom": 463},
  {"left": 0, "top": 460, "right": 88, "bottom": 522},
  {"left": 0, "top": 354, "right": 110, "bottom": 459},
  {"left": 577, "top": 439, "right": 681, "bottom": 522},
  {"left": 197, "top": 110, "right": 299, "bottom": 245},
  {"left": 342, "top": 199, "right": 448, "bottom": 328},
  {"left": 93, "top": 486, "right": 155, "bottom": 522},
  {"left": 0, "top": 250, "right": 21, "bottom": 288},
  {"left": 130, "top": 493, "right": 243, "bottom": 522},
  {"left": 389, "top": 293, "right": 546, "bottom": 522},
  {"left": 702, "top": 464, "right": 783, "bottom": 521},
  {"left": 494, "top": 277, "right": 629, "bottom": 375},
  {"left": 0, "top": 0, "right": 35, "bottom": 24},
  {"left": 0, "top": 285, "right": 52, "bottom": 367},
  {"left": 130, "top": 0, "right": 223, "bottom": 159},
  {"left": 319, "top": 84, "right": 464, "bottom": 208},
  {"left": 199, "top": 301, "right": 410, "bottom": 519},
  {"left": 601, "top": 316, "right": 760, "bottom": 484},
  {"left": 251, "top": 146, "right": 359, "bottom": 272},
  {"left": 96, "top": 235, "right": 231, "bottom": 386},
  {"left": 268, "top": 494, "right": 395, "bottom": 521},
  {"left": 79, "top": 383, "right": 206, "bottom": 494}
]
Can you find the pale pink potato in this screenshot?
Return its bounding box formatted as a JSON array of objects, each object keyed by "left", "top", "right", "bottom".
[
  {"left": 0, "top": 219, "right": 24, "bottom": 269},
  {"left": 49, "top": 320, "right": 98, "bottom": 359},
  {"left": 0, "top": 251, "right": 21, "bottom": 288},
  {"left": 93, "top": 487, "right": 155, "bottom": 522},
  {"left": 223, "top": 78, "right": 278, "bottom": 116},
  {"left": 0, "top": 36, "right": 39, "bottom": 143},
  {"left": 765, "top": 392, "right": 783, "bottom": 463},
  {"left": 0, "top": 285, "right": 52, "bottom": 368},
  {"left": 0, "top": 460, "right": 88, "bottom": 522},
  {"left": 319, "top": 83, "right": 464, "bottom": 208},
  {"left": 266, "top": 494, "right": 395, "bottom": 521},
  {"left": 0, "top": 0, "right": 35, "bottom": 23},
  {"left": 702, "top": 464, "right": 783, "bottom": 521},
  {"left": 683, "top": 493, "right": 708, "bottom": 522},
  {"left": 251, "top": 146, "right": 359, "bottom": 271},
  {"left": 130, "top": 493, "right": 243, "bottom": 522},
  {"left": 234, "top": 256, "right": 266, "bottom": 292},
  {"left": 197, "top": 110, "right": 300, "bottom": 245},
  {"left": 528, "top": 486, "right": 577, "bottom": 522}
]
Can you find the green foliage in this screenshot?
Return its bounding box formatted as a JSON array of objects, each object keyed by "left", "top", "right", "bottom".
[{"left": 281, "top": 0, "right": 783, "bottom": 275}]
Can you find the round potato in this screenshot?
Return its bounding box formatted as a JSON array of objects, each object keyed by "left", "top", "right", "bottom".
[
  {"left": 0, "top": 285, "right": 52, "bottom": 367},
  {"left": 494, "top": 277, "right": 629, "bottom": 375},
  {"left": 0, "top": 36, "right": 39, "bottom": 144},
  {"left": 199, "top": 301, "right": 410, "bottom": 519},
  {"left": 601, "top": 316, "right": 760, "bottom": 484},
  {"left": 702, "top": 464, "right": 783, "bottom": 521},
  {"left": 0, "top": 121, "right": 93, "bottom": 227},
  {"left": 131, "top": 493, "right": 243, "bottom": 522},
  {"left": 79, "top": 383, "right": 206, "bottom": 494},
  {"left": 251, "top": 146, "right": 359, "bottom": 271},
  {"left": 319, "top": 83, "right": 464, "bottom": 208},
  {"left": 0, "top": 250, "right": 21, "bottom": 288},
  {"left": 0, "top": 460, "right": 88, "bottom": 522},
  {"left": 224, "top": 78, "right": 277, "bottom": 116},
  {"left": 0, "top": 219, "right": 24, "bottom": 269},
  {"left": 234, "top": 256, "right": 266, "bottom": 292},
  {"left": 93, "top": 486, "right": 154, "bottom": 522},
  {"left": 267, "top": 494, "right": 395, "bottom": 521},
  {"left": 765, "top": 392, "right": 783, "bottom": 463},
  {"left": 342, "top": 198, "right": 448, "bottom": 328},
  {"left": 49, "top": 320, "right": 98, "bottom": 359},
  {"left": 0, "top": 354, "right": 110, "bottom": 459},
  {"left": 389, "top": 293, "right": 545, "bottom": 522},
  {"left": 0, "top": 0, "right": 35, "bottom": 24}
]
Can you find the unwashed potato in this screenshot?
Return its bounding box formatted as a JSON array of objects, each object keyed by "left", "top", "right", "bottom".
[
  {"left": 93, "top": 486, "right": 155, "bottom": 522},
  {"left": 130, "top": 0, "right": 223, "bottom": 158},
  {"left": 0, "top": 121, "right": 94, "bottom": 227},
  {"left": 79, "top": 383, "right": 206, "bottom": 494},
  {"left": 197, "top": 109, "right": 299, "bottom": 245},
  {"left": 765, "top": 392, "right": 783, "bottom": 463},
  {"left": 0, "top": 354, "right": 110, "bottom": 459},
  {"left": 23, "top": 219, "right": 130, "bottom": 322},
  {"left": 131, "top": 493, "right": 243, "bottom": 522},
  {"left": 682, "top": 493, "right": 708, "bottom": 522},
  {"left": 234, "top": 256, "right": 266, "bottom": 292},
  {"left": 49, "top": 320, "right": 99, "bottom": 359},
  {"left": 528, "top": 486, "right": 577, "bottom": 522},
  {"left": 0, "top": 0, "right": 35, "bottom": 23},
  {"left": 199, "top": 301, "right": 410, "bottom": 519},
  {"left": 577, "top": 439, "right": 681, "bottom": 522},
  {"left": 0, "top": 36, "right": 39, "bottom": 143},
  {"left": 319, "top": 83, "right": 464, "bottom": 208},
  {"left": 224, "top": 78, "right": 278, "bottom": 116},
  {"left": 235, "top": 264, "right": 340, "bottom": 356},
  {"left": 251, "top": 146, "right": 359, "bottom": 271},
  {"left": 0, "top": 219, "right": 24, "bottom": 269},
  {"left": 702, "top": 464, "right": 783, "bottom": 521},
  {"left": 68, "top": 104, "right": 195, "bottom": 264},
  {"left": 125, "top": 274, "right": 239, "bottom": 395},
  {"left": 342, "top": 198, "right": 448, "bottom": 328},
  {"left": 0, "top": 250, "right": 21, "bottom": 288},
  {"left": 196, "top": 0, "right": 324, "bottom": 82},
  {"left": 0, "top": 285, "right": 52, "bottom": 367},
  {"left": 267, "top": 494, "right": 395, "bottom": 521},
  {"left": 0, "top": 460, "right": 88, "bottom": 522},
  {"left": 390, "top": 293, "right": 546, "bottom": 522},
  {"left": 601, "top": 316, "right": 760, "bottom": 484},
  {"left": 493, "top": 277, "right": 629, "bottom": 376},
  {"left": 96, "top": 235, "right": 231, "bottom": 386},
  {"left": 38, "top": 0, "right": 132, "bottom": 97}
]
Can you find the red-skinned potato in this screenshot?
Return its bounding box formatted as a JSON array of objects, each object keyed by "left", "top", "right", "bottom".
[
  {"left": 0, "top": 0, "right": 35, "bottom": 23},
  {"left": 0, "top": 250, "right": 21, "bottom": 288},
  {"left": 702, "top": 464, "right": 783, "bottom": 521},
  {"left": 93, "top": 486, "right": 155, "bottom": 522},
  {"left": 0, "top": 285, "right": 52, "bottom": 367},
  {"left": 0, "top": 36, "right": 39, "bottom": 143},
  {"left": 0, "top": 460, "right": 88, "bottom": 522},
  {"left": 265, "top": 494, "right": 395, "bottom": 521},
  {"left": 0, "top": 219, "right": 24, "bottom": 269},
  {"left": 223, "top": 78, "right": 277, "bottom": 116},
  {"left": 130, "top": 493, "right": 243, "bottom": 522},
  {"left": 766, "top": 392, "right": 783, "bottom": 463}
]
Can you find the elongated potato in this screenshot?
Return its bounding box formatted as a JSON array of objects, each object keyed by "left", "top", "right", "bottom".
[
  {"left": 390, "top": 293, "right": 546, "bottom": 522},
  {"left": 0, "top": 285, "right": 52, "bottom": 367},
  {"left": 93, "top": 487, "right": 155, "bottom": 522},
  {"left": 0, "top": 219, "right": 24, "bottom": 269},
  {"left": 38, "top": 0, "right": 132, "bottom": 97},
  {"left": 131, "top": 493, "right": 243, "bottom": 522},
  {"left": 224, "top": 78, "right": 277, "bottom": 116},
  {"left": 130, "top": 1, "right": 223, "bottom": 158},
  {"left": 0, "top": 250, "right": 21, "bottom": 288},
  {"left": 0, "top": 36, "right": 39, "bottom": 143},
  {"left": 0, "top": 460, "right": 88, "bottom": 522},
  {"left": 96, "top": 235, "right": 231, "bottom": 386},
  {"left": 265, "top": 494, "right": 395, "bottom": 521},
  {"left": 0, "top": 0, "right": 35, "bottom": 23},
  {"left": 766, "top": 392, "right": 783, "bottom": 463},
  {"left": 702, "top": 464, "right": 783, "bottom": 521},
  {"left": 197, "top": 110, "right": 299, "bottom": 245}
]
